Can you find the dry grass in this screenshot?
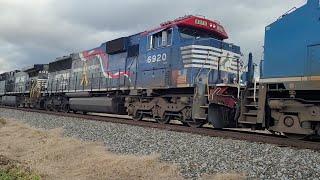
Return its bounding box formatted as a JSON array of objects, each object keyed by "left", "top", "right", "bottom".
[
  {"left": 0, "top": 118, "right": 6, "bottom": 127},
  {"left": 0, "top": 119, "right": 246, "bottom": 180},
  {"left": 0, "top": 119, "right": 182, "bottom": 180}
]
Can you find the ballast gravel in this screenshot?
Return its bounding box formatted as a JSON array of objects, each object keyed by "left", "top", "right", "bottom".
[{"left": 0, "top": 108, "right": 319, "bottom": 179}]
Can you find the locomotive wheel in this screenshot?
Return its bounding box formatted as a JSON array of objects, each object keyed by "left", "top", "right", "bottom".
[
  {"left": 284, "top": 133, "right": 307, "bottom": 140},
  {"left": 45, "top": 104, "right": 53, "bottom": 111},
  {"left": 53, "top": 106, "right": 60, "bottom": 112},
  {"left": 61, "top": 104, "right": 70, "bottom": 113},
  {"left": 268, "top": 130, "right": 282, "bottom": 136},
  {"left": 180, "top": 107, "right": 204, "bottom": 128},
  {"left": 132, "top": 111, "right": 143, "bottom": 121},
  {"left": 156, "top": 115, "right": 171, "bottom": 124},
  {"left": 153, "top": 104, "right": 168, "bottom": 124},
  {"left": 39, "top": 100, "right": 46, "bottom": 110},
  {"left": 185, "top": 120, "right": 205, "bottom": 128}
]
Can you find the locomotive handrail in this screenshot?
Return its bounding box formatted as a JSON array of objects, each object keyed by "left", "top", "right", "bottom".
[
  {"left": 277, "top": 7, "right": 297, "bottom": 20},
  {"left": 253, "top": 79, "right": 257, "bottom": 102}
]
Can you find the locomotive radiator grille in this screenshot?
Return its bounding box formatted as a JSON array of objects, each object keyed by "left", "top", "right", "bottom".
[
  {"left": 180, "top": 45, "right": 241, "bottom": 74},
  {"left": 37, "top": 78, "right": 48, "bottom": 90}
]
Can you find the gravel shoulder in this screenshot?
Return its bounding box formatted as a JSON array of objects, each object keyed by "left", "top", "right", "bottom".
[
  {"left": 0, "top": 118, "right": 184, "bottom": 180},
  {"left": 0, "top": 108, "right": 319, "bottom": 179}
]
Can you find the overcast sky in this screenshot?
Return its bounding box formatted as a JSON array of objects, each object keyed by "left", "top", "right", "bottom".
[{"left": 0, "top": 0, "right": 306, "bottom": 73}]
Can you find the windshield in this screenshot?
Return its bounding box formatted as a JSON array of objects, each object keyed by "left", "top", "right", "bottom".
[{"left": 179, "top": 27, "right": 220, "bottom": 39}]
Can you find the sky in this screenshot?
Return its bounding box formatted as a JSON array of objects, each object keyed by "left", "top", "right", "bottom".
[{"left": 0, "top": 0, "right": 306, "bottom": 73}]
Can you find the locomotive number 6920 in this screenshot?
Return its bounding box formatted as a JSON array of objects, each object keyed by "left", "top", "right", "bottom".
[{"left": 147, "top": 53, "right": 167, "bottom": 63}]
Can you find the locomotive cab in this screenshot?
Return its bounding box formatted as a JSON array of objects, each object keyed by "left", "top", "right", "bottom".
[{"left": 139, "top": 16, "right": 242, "bottom": 88}]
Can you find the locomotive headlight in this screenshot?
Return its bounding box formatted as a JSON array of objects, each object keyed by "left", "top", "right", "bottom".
[
  {"left": 209, "top": 23, "right": 216, "bottom": 29},
  {"left": 233, "top": 77, "right": 237, "bottom": 84}
]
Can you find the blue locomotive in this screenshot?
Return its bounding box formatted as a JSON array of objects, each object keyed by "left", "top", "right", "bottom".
[
  {"left": 237, "top": 0, "right": 320, "bottom": 139},
  {"left": 0, "top": 15, "right": 243, "bottom": 127},
  {"left": 1, "top": 0, "right": 319, "bottom": 139},
  {"left": 40, "top": 15, "right": 242, "bottom": 127}
]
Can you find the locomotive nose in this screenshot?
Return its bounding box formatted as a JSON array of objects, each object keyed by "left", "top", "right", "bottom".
[{"left": 181, "top": 39, "right": 241, "bottom": 72}]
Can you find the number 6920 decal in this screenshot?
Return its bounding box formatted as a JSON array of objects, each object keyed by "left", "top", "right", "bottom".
[{"left": 147, "top": 53, "right": 167, "bottom": 63}]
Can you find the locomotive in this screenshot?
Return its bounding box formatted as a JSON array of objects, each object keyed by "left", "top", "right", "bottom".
[
  {"left": 250, "top": 0, "right": 320, "bottom": 139},
  {"left": 235, "top": 0, "right": 320, "bottom": 139},
  {"left": 1, "top": 15, "right": 243, "bottom": 127},
  {"left": 1, "top": 0, "right": 320, "bottom": 139}
]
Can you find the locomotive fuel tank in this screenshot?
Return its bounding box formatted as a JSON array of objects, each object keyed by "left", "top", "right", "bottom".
[
  {"left": 1, "top": 96, "right": 18, "bottom": 107},
  {"left": 69, "top": 97, "right": 126, "bottom": 114}
]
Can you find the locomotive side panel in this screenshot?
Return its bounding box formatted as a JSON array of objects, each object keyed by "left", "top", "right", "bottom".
[
  {"left": 0, "top": 81, "right": 5, "bottom": 95},
  {"left": 68, "top": 35, "right": 141, "bottom": 92},
  {"left": 14, "top": 72, "right": 29, "bottom": 93},
  {"left": 263, "top": 0, "right": 320, "bottom": 79},
  {"left": 136, "top": 29, "right": 173, "bottom": 89},
  {"left": 47, "top": 56, "right": 73, "bottom": 93}
]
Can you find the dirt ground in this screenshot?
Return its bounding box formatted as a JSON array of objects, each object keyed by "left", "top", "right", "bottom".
[{"left": 0, "top": 118, "right": 245, "bottom": 180}]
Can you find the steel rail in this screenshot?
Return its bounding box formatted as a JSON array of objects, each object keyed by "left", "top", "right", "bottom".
[{"left": 0, "top": 106, "right": 319, "bottom": 151}]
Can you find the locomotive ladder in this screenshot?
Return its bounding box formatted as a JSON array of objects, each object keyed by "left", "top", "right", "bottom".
[{"left": 238, "top": 79, "right": 266, "bottom": 128}]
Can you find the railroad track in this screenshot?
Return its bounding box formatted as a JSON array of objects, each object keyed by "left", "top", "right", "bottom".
[{"left": 1, "top": 106, "right": 319, "bottom": 151}]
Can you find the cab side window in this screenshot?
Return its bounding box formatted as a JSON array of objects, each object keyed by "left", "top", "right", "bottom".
[
  {"left": 167, "top": 29, "right": 172, "bottom": 45},
  {"left": 148, "top": 29, "right": 172, "bottom": 50}
]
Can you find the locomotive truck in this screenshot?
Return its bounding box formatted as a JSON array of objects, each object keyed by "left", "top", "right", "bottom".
[{"left": 0, "top": 0, "right": 320, "bottom": 139}]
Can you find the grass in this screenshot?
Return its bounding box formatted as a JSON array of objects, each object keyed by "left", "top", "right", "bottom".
[
  {"left": 0, "top": 153, "right": 40, "bottom": 180},
  {"left": 0, "top": 168, "right": 40, "bottom": 180},
  {"left": 0, "top": 118, "right": 6, "bottom": 126}
]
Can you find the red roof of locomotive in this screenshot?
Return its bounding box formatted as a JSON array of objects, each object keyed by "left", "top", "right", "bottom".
[{"left": 142, "top": 15, "right": 229, "bottom": 40}]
